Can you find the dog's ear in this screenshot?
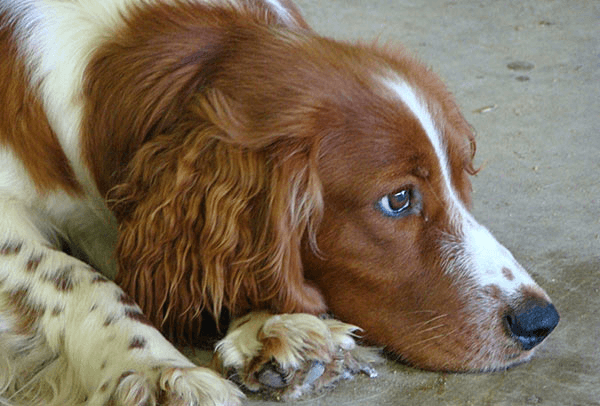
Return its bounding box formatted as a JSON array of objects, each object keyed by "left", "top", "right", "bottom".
[{"left": 110, "top": 90, "right": 326, "bottom": 342}]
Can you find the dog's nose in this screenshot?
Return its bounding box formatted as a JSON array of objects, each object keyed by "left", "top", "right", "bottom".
[{"left": 504, "top": 301, "right": 560, "bottom": 350}]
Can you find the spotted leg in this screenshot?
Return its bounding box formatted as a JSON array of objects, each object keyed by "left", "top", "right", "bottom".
[{"left": 0, "top": 200, "right": 242, "bottom": 406}]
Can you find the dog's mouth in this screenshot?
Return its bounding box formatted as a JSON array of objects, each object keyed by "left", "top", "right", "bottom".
[{"left": 504, "top": 349, "right": 530, "bottom": 361}]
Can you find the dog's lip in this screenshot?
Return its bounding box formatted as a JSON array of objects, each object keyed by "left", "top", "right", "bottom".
[
  {"left": 502, "top": 347, "right": 536, "bottom": 367},
  {"left": 504, "top": 351, "right": 527, "bottom": 361},
  {"left": 466, "top": 348, "right": 534, "bottom": 372}
]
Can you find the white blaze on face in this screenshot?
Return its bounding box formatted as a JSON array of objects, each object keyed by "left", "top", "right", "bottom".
[
  {"left": 263, "top": 0, "right": 295, "bottom": 25},
  {"left": 380, "top": 76, "right": 538, "bottom": 295}
]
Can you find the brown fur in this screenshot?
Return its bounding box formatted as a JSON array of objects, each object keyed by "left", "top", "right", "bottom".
[
  {"left": 80, "top": 1, "right": 330, "bottom": 341},
  {"left": 79, "top": 1, "right": 483, "bottom": 362},
  {"left": 0, "top": 13, "right": 82, "bottom": 195}
]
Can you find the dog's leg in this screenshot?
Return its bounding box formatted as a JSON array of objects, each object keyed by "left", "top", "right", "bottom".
[
  {"left": 214, "top": 311, "right": 381, "bottom": 400},
  {"left": 0, "top": 200, "right": 242, "bottom": 406}
]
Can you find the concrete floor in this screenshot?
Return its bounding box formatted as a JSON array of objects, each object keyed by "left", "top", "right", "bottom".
[{"left": 195, "top": 1, "right": 600, "bottom": 405}]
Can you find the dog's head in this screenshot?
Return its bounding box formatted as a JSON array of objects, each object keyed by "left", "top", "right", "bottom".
[
  {"left": 94, "top": 10, "right": 557, "bottom": 372},
  {"left": 295, "top": 48, "right": 559, "bottom": 372},
  {"left": 300, "top": 66, "right": 560, "bottom": 371}
]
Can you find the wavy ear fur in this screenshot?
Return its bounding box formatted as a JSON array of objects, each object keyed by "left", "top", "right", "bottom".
[{"left": 110, "top": 90, "right": 326, "bottom": 342}]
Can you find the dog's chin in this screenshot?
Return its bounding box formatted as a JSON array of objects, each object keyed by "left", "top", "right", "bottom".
[
  {"left": 454, "top": 348, "right": 537, "bottom": 373},
  {"left": 478, "top": 349, "right": 536, "bottom": 372},
  {"left": 382, "top": 342, "right": 537, "bottom": 373}
]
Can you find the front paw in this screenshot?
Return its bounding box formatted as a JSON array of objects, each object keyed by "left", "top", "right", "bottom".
[{"left": 214, "top": 312, "right": 380, "bottom": 400}]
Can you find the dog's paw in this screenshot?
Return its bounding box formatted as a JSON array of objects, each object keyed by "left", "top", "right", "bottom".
[
  {"left": 214, "top": 312, "right": 380, "bottom": 400},
  {"left": 92, "top": 365, "right": 243, "bottom": 406}
]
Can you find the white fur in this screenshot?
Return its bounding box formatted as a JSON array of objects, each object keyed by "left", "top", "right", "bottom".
[
  {"left": 0, "top": 0, "right": 146, "bottom": 277},
  {"left": 0, "top": 0, "right": 307, "bottom": 280},
  {"left": 0, "top": 1, "right": 248, "bottom": 404},
  {"left": 1, "top": 0, "right": 230, "bottom": 195},
  {"left": 216, "top": 312, "right": 364, "bottom": 399},
  {"left": 217, "top": 312, "right": 358, "bottom": 372},
  {"left": 0, "top": 148, "right": 117, "bottom": 277},
  {"left": 381, "top": 76, "right": 539, "bottom": 296},
  {"left": 263, "top": 0, "right": 293, "bottom": 24},
  {"left": 0, "top": 149, "right": 38, "bottom": 201},
  {"left": 0, "top": 199, "right": 243, "bottom": 405},
  {"left": 1, "top": 0, "right": 135, "bottom": 195}
]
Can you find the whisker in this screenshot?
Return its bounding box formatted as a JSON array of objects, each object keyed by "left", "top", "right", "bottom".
[
  {"left": 403, "top": 313, "right": 448, "bottom": 331},
  {"left": 403, "top": 328, "right": 459, "bottom": 351},
  {"left": 415, "top": 323, "right": 447, "bottom": 335},
  {"left": 419, "top": 314, "right": 448, "bottom": 326}
]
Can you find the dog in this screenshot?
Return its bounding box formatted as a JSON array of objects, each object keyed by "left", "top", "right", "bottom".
[{"left": 0, "top": 0, "right": 559, "bottom": 404}]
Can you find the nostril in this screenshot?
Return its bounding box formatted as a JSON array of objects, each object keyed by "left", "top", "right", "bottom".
[
  {"left": 504, "top": 312, "right": 517, "bottom": 332},
  {"left": 504, "top": 302, "right": 560, "bottom": 350}
]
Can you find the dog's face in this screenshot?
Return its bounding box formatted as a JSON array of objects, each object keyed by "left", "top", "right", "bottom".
[{"left": 301, "top": 67, "right": 558, "bottom": 371}]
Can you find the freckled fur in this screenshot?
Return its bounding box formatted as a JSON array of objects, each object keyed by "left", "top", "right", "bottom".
[
  {"left": 129, "top": 336, "right": 147, "bottom": 350},
  {"left": 26, "top": 254, "right": 43, "bottom": 272},
  {"left": 0, "top": 241, "right": 23, "bottom": 256}
]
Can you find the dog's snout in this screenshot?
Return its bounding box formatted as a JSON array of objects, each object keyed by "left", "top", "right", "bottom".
[{"left": 504, "top": 301, "right": 560, "bottom": 350}]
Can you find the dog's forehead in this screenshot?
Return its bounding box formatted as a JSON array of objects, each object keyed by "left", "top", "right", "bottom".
[
  {"left": 379, "top": 77, "right": 451, "bottom": 168},
  {"left": 315, "top": 77, "right": 465, "bottom": 206},
  {"left": 375, "top": 74, "right": 468, "bottom": 190},
  {"left": 317, "top": 119, "right": 437, "bottom": 202}
]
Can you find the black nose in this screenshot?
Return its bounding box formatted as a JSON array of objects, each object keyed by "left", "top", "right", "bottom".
[{"left": 504, "top": 301, "right": 559, "bottom": 350}]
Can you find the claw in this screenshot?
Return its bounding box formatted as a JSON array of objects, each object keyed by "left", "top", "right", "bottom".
[
  {"left": 360, "top": 365, "right": 378, "bottom": 378},
  {"left": 302, "top": 361, "right": 326, "bottom": 387},
  {"left": 257, "top": 362, "right": 291, "bottom": 389}
]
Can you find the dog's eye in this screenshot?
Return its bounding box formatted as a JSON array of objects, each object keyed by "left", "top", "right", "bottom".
[{"left": 378, "top": 189, "right": 412, "bottom": 217}]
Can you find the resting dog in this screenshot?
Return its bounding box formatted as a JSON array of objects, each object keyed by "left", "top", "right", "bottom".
[{"left": 0, "top": 0, "right": 559, "bottom": 404}]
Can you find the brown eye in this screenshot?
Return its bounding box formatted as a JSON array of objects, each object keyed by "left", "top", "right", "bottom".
[{"left": 378, "top": 189, "right": 412, "bottom": 217}]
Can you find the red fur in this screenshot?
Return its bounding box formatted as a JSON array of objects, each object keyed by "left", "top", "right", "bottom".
[
  {"left": 1, "top": 0, "right": 556, "bottom": 374},
  {"left": 83, "top": 1, "right": 481, "bottom": 357},
  {"left": 0, "top": 11, "right": 81, "bottom": 195}
]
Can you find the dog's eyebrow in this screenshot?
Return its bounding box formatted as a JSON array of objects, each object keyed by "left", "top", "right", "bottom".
[{"left": 412, "top": 166, "right": 430, "bottom": 179}]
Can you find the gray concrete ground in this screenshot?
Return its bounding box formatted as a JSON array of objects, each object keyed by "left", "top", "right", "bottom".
[{"left": 196, "top": 1, "right": 600, "bottom": 405}]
